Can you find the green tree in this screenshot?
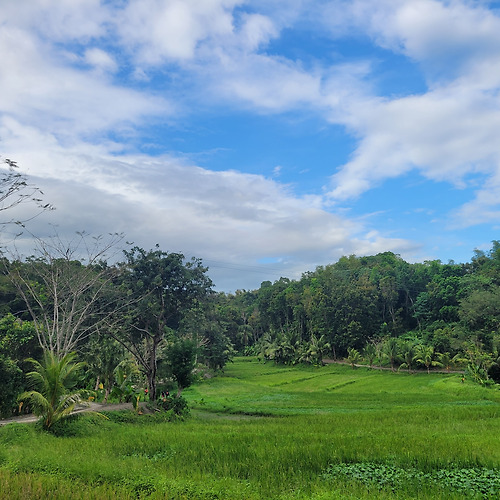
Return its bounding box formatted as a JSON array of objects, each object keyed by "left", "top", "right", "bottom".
[
  {"left": 382, "top": 337, "right": 400, "bottom": 371},
  {"left": 164, "top": 337, "right": 198, "bottom": 396},
  {"left": 0, "top": 313, "right": 40, "bottom": 366},
  {"left": 18, "top": 351, "right": 89, "bottom": 430},
  {"left": 81, "top": 334, "right": 126, "bottom": 402},
  {"left": 414, "top": 345, "right": 441, "bottom": 374},
  {"left": 399, "top": 341, "right": 419, "bottom": 373},
  {"left": 114, "top": 246, "right": 213, "bottom": 401},
  {"left": 460, "top": 286, "right": 500, "bottom": 335},
  {"left": 0, "top": 354, "right": 23, "bottom": 417},
  {"left": 437, "top": 352, "right": 465, "bottom": 373},
  {"left": 362, "top": 341, "right": 378, "bottom": 368},
  {"left": 346, "top": 347, "right": 361, "bottom": 369}
]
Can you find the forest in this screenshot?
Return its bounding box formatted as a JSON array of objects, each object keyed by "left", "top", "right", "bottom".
[{"left": 1, "top": 232, "right": 500, "bottom": 420}]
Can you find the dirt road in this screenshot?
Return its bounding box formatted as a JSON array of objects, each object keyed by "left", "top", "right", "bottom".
[{"left": 0, "top": 402, "right": 139, "bottom": 427}]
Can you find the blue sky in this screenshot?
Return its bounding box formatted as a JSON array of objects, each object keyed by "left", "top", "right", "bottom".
[{"left": 2, "top": 0, "right": 500, "bottom": 291}]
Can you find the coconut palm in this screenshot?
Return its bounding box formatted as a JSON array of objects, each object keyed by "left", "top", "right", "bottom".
[
  {"left": 437, "top": 352, "right": 466, "bottom": 373},
  {"left": 414, "top": 345, "right": 442, "bottom": 374},
  {"left": 363, "top": 342, "right": 377, "bottom": 368},
  {"left": 382, "top": 337, "right": 400, "bottom": 371},
  {"left": 399, "top": 341, "right": 419, "bottom": 373},
  {"left": 18, "top": 350, "right": 89, "bottom": 430},
  {"left": 346, "top": 347, "right": 362, "bottom": 369}
]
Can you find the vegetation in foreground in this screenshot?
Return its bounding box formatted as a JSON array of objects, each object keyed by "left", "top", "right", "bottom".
[{"left": 1, "top": 358, "right": 499, "bottom": 499}]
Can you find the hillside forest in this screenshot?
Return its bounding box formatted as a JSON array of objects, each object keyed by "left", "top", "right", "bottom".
[{"left": 1, "top": 160, "right": 500, "bottom": 419}]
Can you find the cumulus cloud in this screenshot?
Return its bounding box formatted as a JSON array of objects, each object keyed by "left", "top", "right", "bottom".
[
  {"left": 2, "top": 139, "right": 418, "bottom": 290},
  {"left": 323, "top": 0, "right": 500, "bottom": 229},
  {"left": 116, "top": 0, "right": 239, "bottom": 64},
  {"left": 3, "top": 0, "right": 500, "bottom": 287}
]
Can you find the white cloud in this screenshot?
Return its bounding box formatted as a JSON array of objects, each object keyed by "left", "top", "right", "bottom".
[
  {"left": 117, "top": 0, "right": 239, "bottom": 64},
  {"left": 0, "top": 25, "right": 171, "bottom": 140},
  {"left": 4, "top": 0, "right": 500, "bottom": 287},
  {"left": 323, "top": 0, "right": 500, "bottom": 230},
  {"left": 1, "top": 130, "right": 418, "bottom": 289},
  {"left": 0, "top": 0, "right": 109, "bottom": 41},
  {"left": 84, "top": 48, "right": 118, "bottom": 74}
]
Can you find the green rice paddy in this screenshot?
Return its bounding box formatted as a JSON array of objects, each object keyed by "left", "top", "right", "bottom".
[{"left": 1, "top": 358, "right": 499, "bottom": 499}]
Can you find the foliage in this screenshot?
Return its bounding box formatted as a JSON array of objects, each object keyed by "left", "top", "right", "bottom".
[
  {"left": 81, "top": 334, "right": 126, "bottom": 402},
  {"left": 346, "top": 347, "right": 361, "bottom": 368},
  {"left": 323, "top": 462, "right": 500, "bottom": 498},
  {"left": 112, "top": 246, "right": 213, "bottom": 400},
  {"left": 0, "top": 313, "right": 40, "bottom": 364},
  {"left": 108, "top": 358, "right": 143, "bottom": 403},
  {"left": 164, "top": 337, "right": 198, "bottom": 395},
  {"left": 147, "top": 394, "right": 190, "bottom": 418},
  {"left": 17, "top": 350, "right": 92, "bottom": 430},
  {"left": 414, "top": 345, "right": 442, "bottom": 373},
  {"left": 0, "top": 353, "right": 23, "bottom": 417}
]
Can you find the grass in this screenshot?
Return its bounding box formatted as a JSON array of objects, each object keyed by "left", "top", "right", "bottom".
[{"left": 1, "top": 357, "right": 499, "bottom": 499}]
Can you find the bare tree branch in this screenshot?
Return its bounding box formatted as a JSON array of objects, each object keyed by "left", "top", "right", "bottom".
[
  {"left": 6, "top": 230, "right": 129, "bottom": 358},
  {"left": 0, "top": 157, "right": 54, "bottom": 227}
]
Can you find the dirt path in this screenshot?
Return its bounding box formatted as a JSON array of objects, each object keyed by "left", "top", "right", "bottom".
[
  {"left": 0, "top": 402, "right": 141, "bottom": 427},
  {"left": 323, "top": 359, "right": 465, "bottom": 374}
]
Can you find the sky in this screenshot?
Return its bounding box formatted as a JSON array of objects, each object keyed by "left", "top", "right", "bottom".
[{"left": 2, "top": 0, "right": 500, "bottom": 292}]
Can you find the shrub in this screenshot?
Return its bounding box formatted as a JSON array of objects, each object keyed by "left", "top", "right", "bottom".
[{"left": 147, "top": 395, "right": 190, "bottom": 418}]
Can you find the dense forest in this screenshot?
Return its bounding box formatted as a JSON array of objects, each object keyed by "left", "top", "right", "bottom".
[{"left": 0, "top": 159, "right": 499, "bottom": 421}]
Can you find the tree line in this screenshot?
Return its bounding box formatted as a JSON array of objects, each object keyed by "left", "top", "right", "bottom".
[
  {"left": 2, "top": 236, "right": 500, "bottom": 420},
  {"left": 216, "top": 247, "right": 500, "bottom": 384}
]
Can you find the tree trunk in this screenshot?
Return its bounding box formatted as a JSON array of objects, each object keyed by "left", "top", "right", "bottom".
[{"left": 147, "top": 337, "right": 159, "bottom": 401}]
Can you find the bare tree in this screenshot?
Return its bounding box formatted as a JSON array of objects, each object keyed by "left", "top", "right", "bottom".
[
  {"left": 7, "top": 231, "right": 126, "bottom": 358},
  {"left": 0, "top": 157, "right": 53, "bottom": 226}
]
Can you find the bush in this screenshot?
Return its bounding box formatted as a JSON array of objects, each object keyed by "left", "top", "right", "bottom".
[
  {"left": 147, "top": 395, "right": 190, "bottom": 418},
  {"left": 47, "top": 412, "right": 108, "bottom": 437},
  {"left": 0, "top": 355, "right": 23, "bottom": 418}
]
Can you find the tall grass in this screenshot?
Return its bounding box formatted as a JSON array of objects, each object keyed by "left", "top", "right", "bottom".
[{"left": 1, "top": 357, "right": 499, "bottom": 499}]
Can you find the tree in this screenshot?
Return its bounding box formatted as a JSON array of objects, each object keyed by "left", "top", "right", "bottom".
[
  {"left": 460, "top": 286, "right": 500, "bottom": 334},
  {"left": 382, "top": 337, "right": 400, "bottom": 371},
  {"left": 164, "top": 337, "right": 198, "bottom": 396},
  {"left": 346, "top": 347, "right": 361, "bottom": 369},
  {"left": 399, "top": 341, "right": 419, "bottom": 373},
  {"left": 18, "top": 350, "right": 89, "bottom": 430},
  {"left": 0, "top": 157, "right": 53, "bottom": 226},
  {"left": 0, "top": 354, "right": 23, "bottom": 418},
  {"left": 437, "top": 352, "right": 465, "bottom": 373},
  {"left": 7, "top": 231, "right": 125, "bottom": 357},
  {"left": 179, "top": 299, "right": 235, "bottom": 372},
  {"left": 81, "top": 334, "right": 126, "bottom": 402},
  {"left": 414, "top": 345, "right": 441, "bottom": 374},
  {"left": 362, "top": 341, "right": 378, "bottom": 368},
  {"left": 112, "top": 246, "right": 213, "bottom": 401}
]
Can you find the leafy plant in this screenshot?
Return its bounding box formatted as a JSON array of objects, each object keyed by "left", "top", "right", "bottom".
[
  {"left": 346, "top": 347, "right": 362, "bottom": 368},
  {"left": 17, "top": 350, "right": 92, "bottom": 430}
]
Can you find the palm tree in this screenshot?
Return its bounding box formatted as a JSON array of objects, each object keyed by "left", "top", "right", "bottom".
[
  {"left": 363, "top": 342, "right": 377, "bottom": 368},
  {"left": 414, "top": 345, "right": 442, "bottom": 374},
  {"left": 347, "top": 347, "right": 362, "bottom": 369},
  {"left": 399, "top": 341, "right": 419, "bottom": 373},
  {"left": 18, "top": 350, "right": 89, "bottom": 430},
  {"left": 436, "top": 352, "right": 466, "bottom": 373},
  {"left": 383, "top": 338, "right": 400, "bottom": 371}
]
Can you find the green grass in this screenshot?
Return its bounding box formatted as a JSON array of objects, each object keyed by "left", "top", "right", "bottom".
[{"left": 1, "top": 357, "right": 499, "bottom": 499}]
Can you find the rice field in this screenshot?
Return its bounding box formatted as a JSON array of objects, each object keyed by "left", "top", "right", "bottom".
[{"left": 1, "top": 357, "right": 499, "bottom": 499}]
